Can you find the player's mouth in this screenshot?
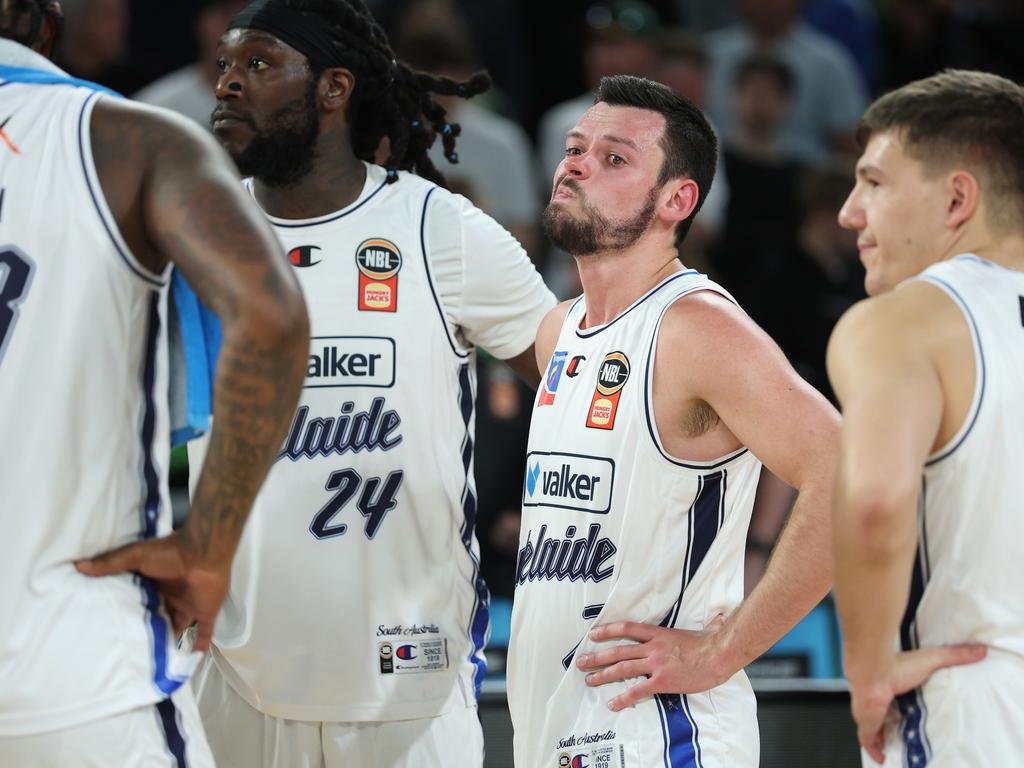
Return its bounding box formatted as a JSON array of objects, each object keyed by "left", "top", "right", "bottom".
[{"left": 211, "top": 109, "right": 255, "bottom": 132}]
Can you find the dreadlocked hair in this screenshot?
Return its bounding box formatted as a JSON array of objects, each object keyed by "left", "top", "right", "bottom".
[
  {"left": 0, "top": 0, "right": 62, "bottom": 49},
  {"left": 285, "top": 0, "right": 490, "bottom": 187}
]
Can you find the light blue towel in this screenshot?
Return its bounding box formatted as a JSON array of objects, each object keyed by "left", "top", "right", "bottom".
[
  {"left": 169, "top": 271, "right": 222, "bottom": 446},
  {"left": 0, "top": 63, "right": 221, "bottom": 446}
]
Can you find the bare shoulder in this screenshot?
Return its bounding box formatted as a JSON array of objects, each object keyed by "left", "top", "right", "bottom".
[
  {"left": 658, "top": 289, "right": 783, "bottom": 375},
  {"left": 828, "top": 280, "right": 963, "bottom": 365},
  {"left": 535, "top": 299, "right": 574, "bottom": 371}
]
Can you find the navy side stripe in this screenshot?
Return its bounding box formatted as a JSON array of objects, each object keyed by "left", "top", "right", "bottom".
[
  {"left": 657, "top": 693, "right": 701, "bottom": 767},
  {"left": 456, "top": 364, "right": 489, "bottom": 695},
  {"left": 897, "top": 475, "right": 932, "bottom": 766},
  {"left": 155, "top": 698, "right": 188, "bottom": 768},
  {"left": 664, "top": 471, "right": 727, "bottom": 629},
  {"left": 138, "top": 295, "right": 185, "bottom": 695}
]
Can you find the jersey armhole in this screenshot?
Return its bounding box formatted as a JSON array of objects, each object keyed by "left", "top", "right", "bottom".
[
  {"left": 419, "top": 187, "right": 470, "bottom": 359},
  {"left": 77, "top": 92, "right": 168, "bottom": 288},
  {"left": 918, "top": 275, "right": 986, "bottom": 466},
  {"left": 643, "top": 287, "right": 750, "bottom": 470}
]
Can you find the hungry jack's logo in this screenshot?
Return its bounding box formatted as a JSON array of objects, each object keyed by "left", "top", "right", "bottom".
[
  {"left": 586, "top": 352, "right": 629, "bottom": 430},
  {"left": 356, "top": 238, "right": 401, "bottom": 312}
]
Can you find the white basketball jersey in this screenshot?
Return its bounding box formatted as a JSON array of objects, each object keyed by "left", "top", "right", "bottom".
[
  {"left": 886, "top": 255, "right": 1024, "bottom": 765},
  {"left": 190, "top": 163, "right": 553, "bottom": 722},
  {"left": 508, "top": 270, "right": 763, "bottom": 768},
  {"left": 0, "top": 65, "right": 190, "bottom": 736}
]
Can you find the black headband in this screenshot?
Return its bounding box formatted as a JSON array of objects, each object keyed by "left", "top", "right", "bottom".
[{"left": 227, "top": 0, "right": 348, "bottom": 69}]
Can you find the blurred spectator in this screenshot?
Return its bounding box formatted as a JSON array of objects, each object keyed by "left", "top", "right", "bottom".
[
  {"left": 395, "top": 22, "right": 543, "bottom": 260},
  {"left": 54, "top": 0, "right": 140, "bottom": 93},
  {"left": 790, "top": 163, "right": 864, "bottom": 401},
  {"left": 802, "top": 0, "right": 878, "bottom": 94},
  {"left": 877, "top": 0, "right": 949, "bottom": 90},
  {"left": 133, "top": 0, "right": 247, "bottom": 127},
  {"left": 705, "top": 0, "right": 867, "bottom": 164},
  {"left": 711, "top": 54, "right": 803, "bottom": 353},
  {"left": 671, "top": 0, "right": 738, "bottom": 33},
  {"left": 536, "top": 0, "right": 661, "bottom": 185},
  {"left": 652, "top": 27, "right": 726, "bottom": 264}
]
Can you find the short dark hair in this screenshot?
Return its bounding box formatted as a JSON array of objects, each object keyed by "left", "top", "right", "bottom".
[
  {"left": 595, "top": 74, "right": 718, "bottom": 250},
  {"left": 734, "top": 53, "right": 793, "bottom": 96},
  {"left": 857, "top": 69, "right": 1024, "bottom": 234}
]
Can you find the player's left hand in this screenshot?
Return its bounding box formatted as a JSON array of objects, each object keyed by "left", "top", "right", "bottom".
[
  {"left": 75, "top": 532, "right": 230, "bottom": 654},
  {"left": 849, "top": 643, "right": 987, "bottom": 764},
  {"left": 576, "top": 615, "right": 729, "bottom": 711}
]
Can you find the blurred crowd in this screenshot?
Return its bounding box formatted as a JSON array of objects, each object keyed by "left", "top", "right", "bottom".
[{"left": 54, "top": 0, "right": 1024, "bottom": 598}]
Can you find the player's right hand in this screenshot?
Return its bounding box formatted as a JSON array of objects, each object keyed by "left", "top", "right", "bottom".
[{"left": 75, "top": 533, "right": 230, "bottom": 653}]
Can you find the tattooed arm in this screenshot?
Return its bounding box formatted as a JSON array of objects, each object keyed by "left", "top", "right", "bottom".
[{"left": 76, "top": 98, "right": 309, "bottom": 652}]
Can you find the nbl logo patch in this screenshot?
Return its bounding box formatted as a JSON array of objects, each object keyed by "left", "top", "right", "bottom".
[
  {"left": 356, "top": 238, "right": 402, "bottom": 312},
  {"left": 586, "top": 352, "right": 629, "bottom": 430}
]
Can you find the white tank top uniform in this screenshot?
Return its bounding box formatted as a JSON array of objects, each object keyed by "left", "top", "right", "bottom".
[
  {"left": 189, "top": 162, "right": 554, "bottom": 724},
  {"left": 508, "top": 270, "right": 763, "bottom": 768},
  {"left": 0, "top": 39, "right": 207, "bottom": 765},
  {"left": 876, "top": 254, "right": 1024, "bottom": 768}
]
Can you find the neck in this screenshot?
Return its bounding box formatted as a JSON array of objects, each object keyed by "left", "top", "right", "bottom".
[
  {"left": 575, "top": 240, "right": 685, "bottom": 328},
  {"left": 947, "top": 228, "right": 1024, "bottom": 272},
  {"left": 253, "top": 128, "right": 367, "bottom": 219}
]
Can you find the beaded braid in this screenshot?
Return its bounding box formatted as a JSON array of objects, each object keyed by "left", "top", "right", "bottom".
[{"left": 286, "top": 0, "right": 490, "bottom": 187}]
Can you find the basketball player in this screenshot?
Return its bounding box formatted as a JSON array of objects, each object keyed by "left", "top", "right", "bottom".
[
  {"left": 0, "top": 0, "right": 309, "bottom": 765},
  {"left": 508, "top": 75, "right": 840, "bottom": 767},
  {"left": 187, "top": 1, "right": 556, "bottom": 765},
  {"left": 828, "top": 70, "right": 1024, "bottom": 766}
]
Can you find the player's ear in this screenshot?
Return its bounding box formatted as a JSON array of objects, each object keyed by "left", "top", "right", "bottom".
[
  {"left": 321, "top": 67, "right": 356, "bottom": 114},
  {"left": 945, "top": 169, "right": 979, "bottom": 231},
  {"left": 658, "top": 177, "right": 699, "bottom": 224}
]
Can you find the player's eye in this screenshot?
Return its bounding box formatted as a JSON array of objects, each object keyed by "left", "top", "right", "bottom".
[
  {"left": 249, "top": 57, "right": 269, "bottom": 71},
  {"left": 608, "top": 154, "right": 625, "bottom": 166}
]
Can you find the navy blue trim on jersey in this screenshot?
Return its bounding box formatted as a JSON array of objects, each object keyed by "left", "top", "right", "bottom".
[
  {"left": 455, "top": 363, "right": 489, "bottom": 695},
  {"left": 76, "top": 92, "right": 165, "bottom": 288},
  {"left": 662, "top": 471, "right": 727, "bottom": 629},
  {"left": 264, "top": 175, "right": 388, "bottom": 228},
  {"left": 919, "top": 275, "right": 986, "bottom": 466},
  {"left": 138, "top": 294, "right": 186, "bottom": 696},
  {"left": 420, "top": 187, "right": 469, "bottom": 358},
  {"left": 0, "top": 64, "right": 122, "bottom": 96},
  {"left": 155, "top": 698, "right": 188, "bottom": 768},
  {"left": 642, "top": 294, "right": 749, "bottom": 469},
  {"left": 575, "top": 270, "right": 697, "bottom": 339},
  {"left": 896, "top": 475, "right": 932, "bottom": 765},
  {"left": 656, "top": 693, "right": 702, "bottom": 767}
]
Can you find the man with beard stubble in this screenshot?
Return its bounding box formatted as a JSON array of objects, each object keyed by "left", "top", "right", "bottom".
[
  {"left": 507, "top": 75, "right": 840, "bottom": 767},
  {"left": 188, "top": 1, "right": 555, "bottom": 766}
]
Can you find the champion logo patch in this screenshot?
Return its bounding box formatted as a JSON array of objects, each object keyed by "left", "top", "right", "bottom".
[{"left": 288, "top": 245, "right": 321, "bottom": 267}]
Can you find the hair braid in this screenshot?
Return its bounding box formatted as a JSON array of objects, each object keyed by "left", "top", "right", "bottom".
[{"left": 285, "top": 0, "right": 490, "bottom": 188}]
